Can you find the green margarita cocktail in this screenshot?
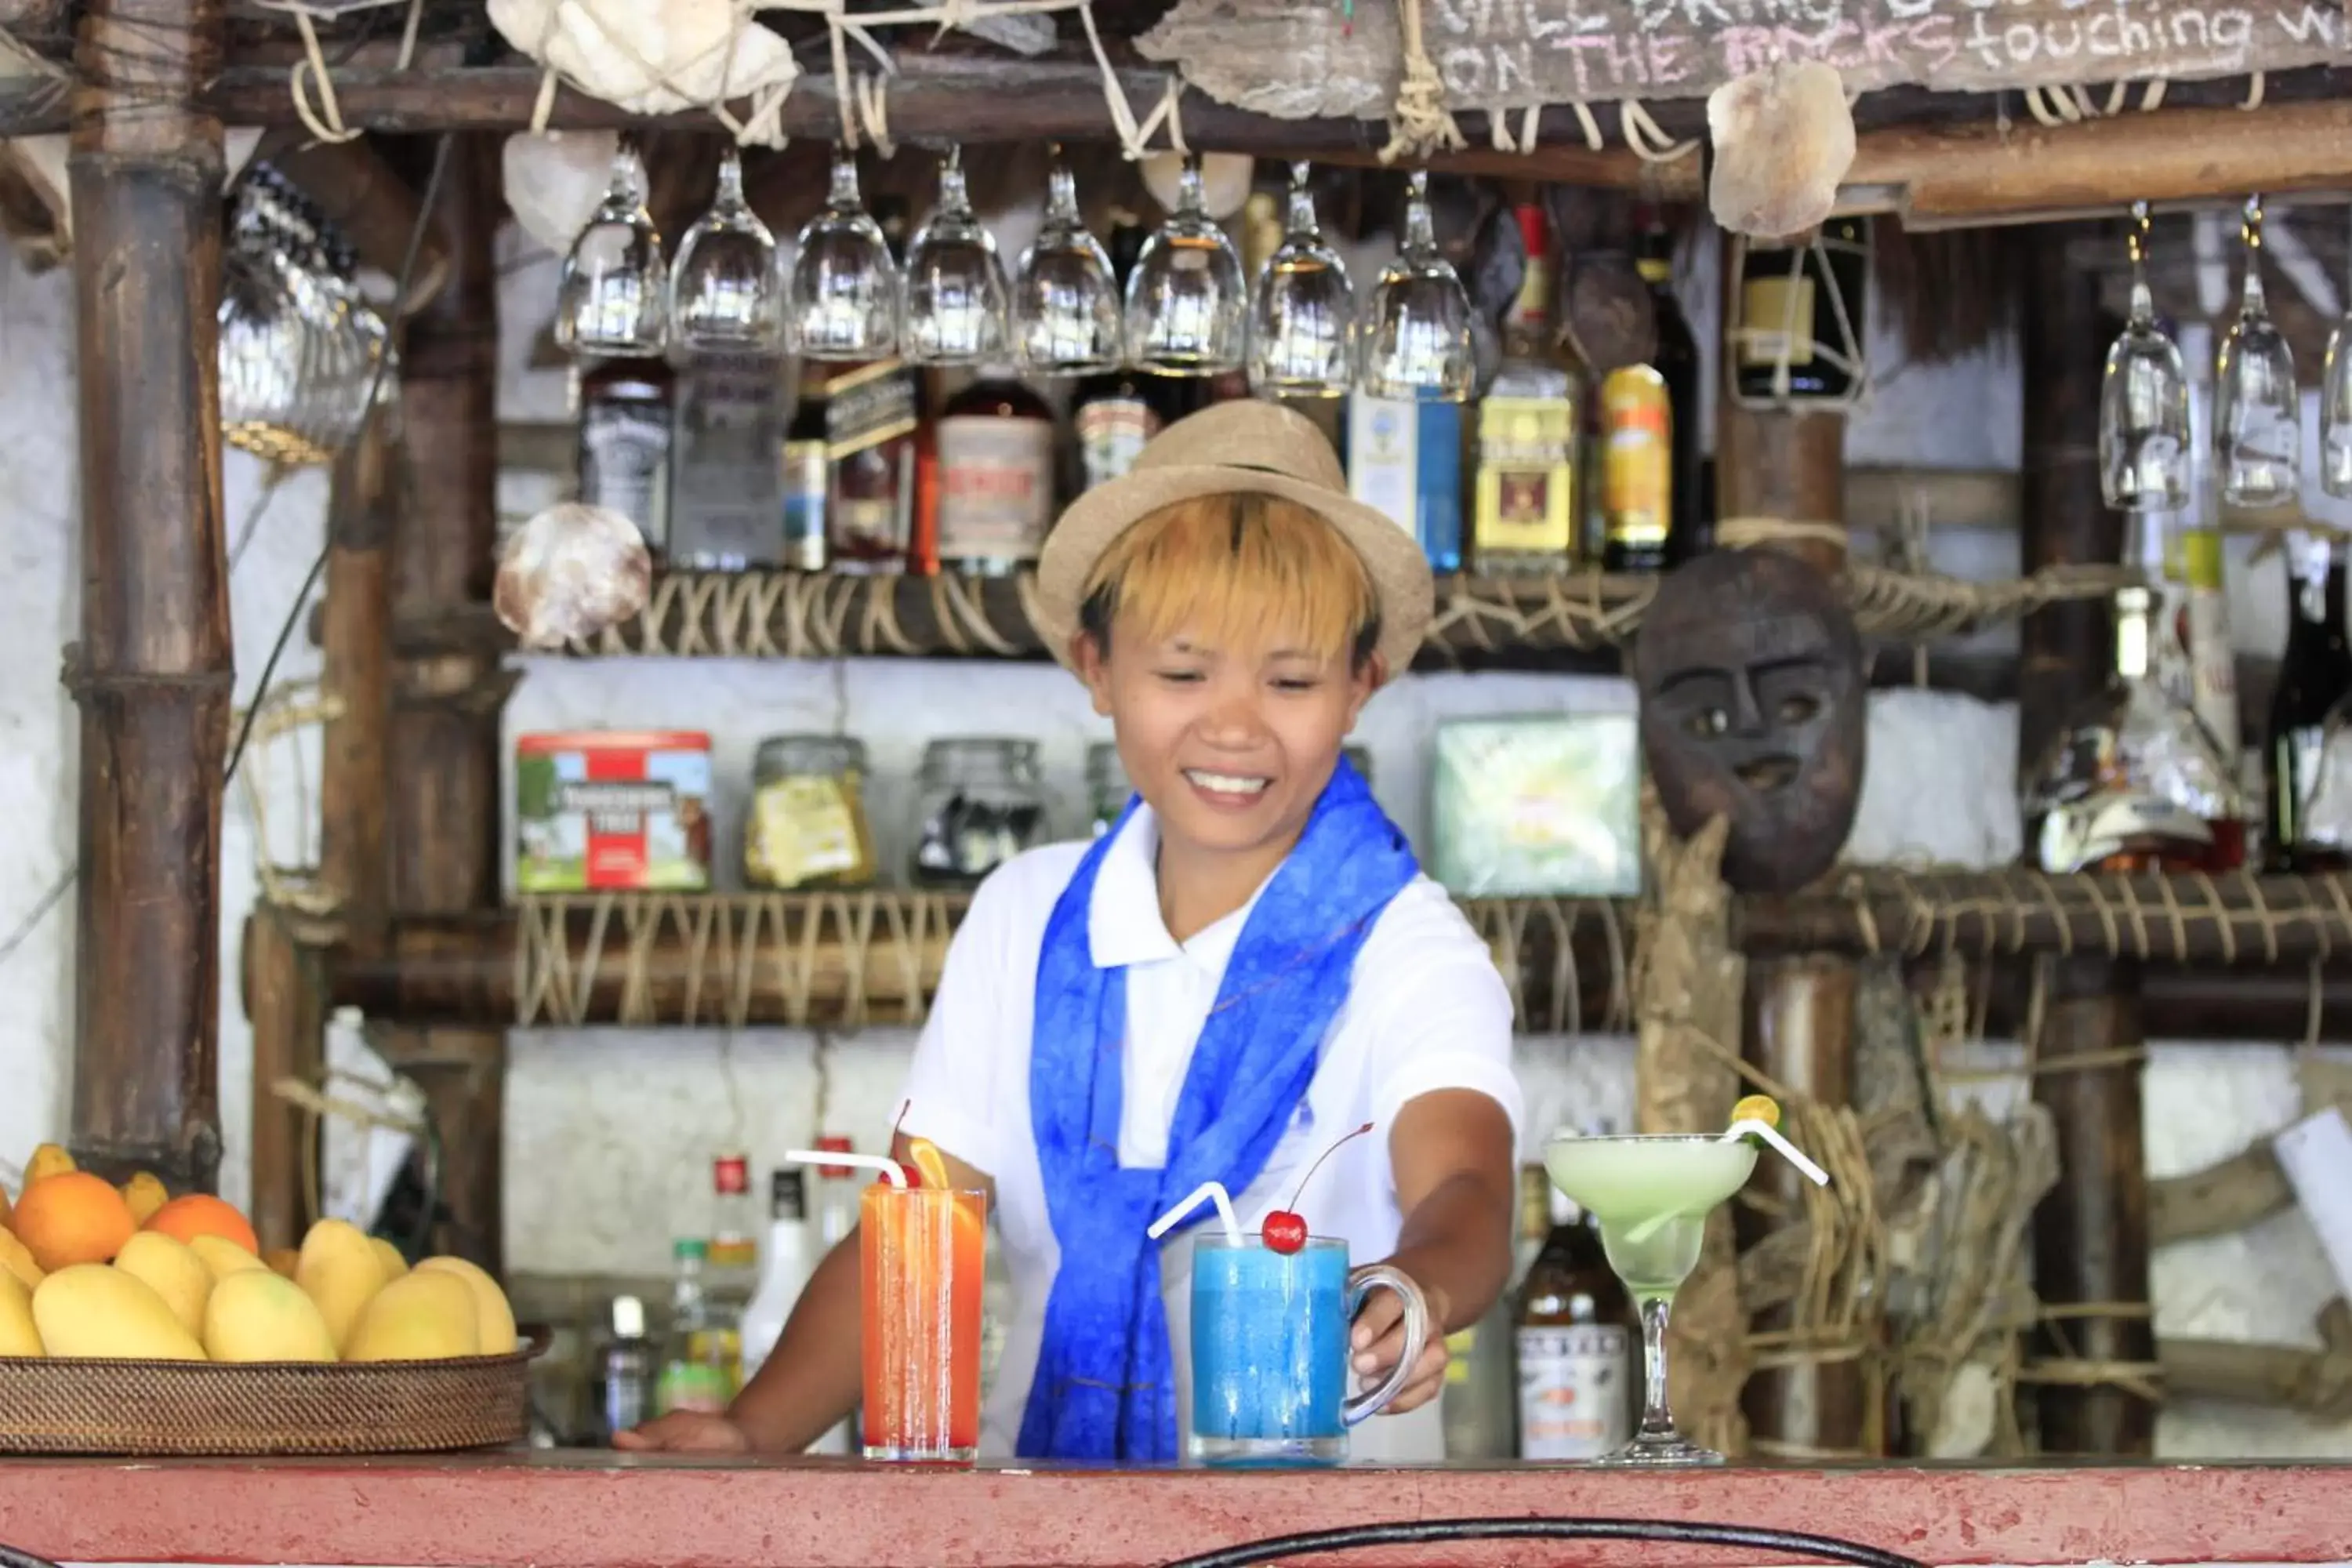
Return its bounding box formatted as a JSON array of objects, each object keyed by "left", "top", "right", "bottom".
[{"left": 1544, "top": 1115, "right": 1806, "bottom": 1468}]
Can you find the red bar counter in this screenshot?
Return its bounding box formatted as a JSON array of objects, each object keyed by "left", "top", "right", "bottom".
[{"left": 1, "top": 1455, "right": 2348, "bottom": 1568}]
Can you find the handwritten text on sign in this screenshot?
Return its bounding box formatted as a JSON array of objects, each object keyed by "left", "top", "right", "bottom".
[{"left": 1140, "top": 0, "right": 2347, "bottom": 114}]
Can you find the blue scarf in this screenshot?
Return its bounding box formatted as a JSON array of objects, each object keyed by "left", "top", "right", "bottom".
[{"left": 1017, "top": 756, "right": 1418, "bottom": 1461}]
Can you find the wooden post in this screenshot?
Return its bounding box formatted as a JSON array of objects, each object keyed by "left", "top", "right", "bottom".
[
  {"left": 241, "top": 908, "right": 325, "bottom": 1252},
  {"left": 1716, "top": 241, "right": 1871, "bottom": 1458},
  {"left": 2017, "top": 224, "right": 2156, "bottom": 1456},
  {"left": 64, "top": 0, "right": 230, "bottom": 1190},
  {"left": 379, "top": 136, "right": 510, "bottom": 1272}
]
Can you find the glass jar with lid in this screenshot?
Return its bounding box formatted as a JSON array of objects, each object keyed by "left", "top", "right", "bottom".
[
  {"left": 746, "top": 735, "right": 878, "bottom": 891},
  {"left": 912, "top": 738, "right": 1049, "bottom": 887}
]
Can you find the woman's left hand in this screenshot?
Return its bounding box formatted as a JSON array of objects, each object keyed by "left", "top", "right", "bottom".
[{"left": 1350, "top": 1276, "right": 1453, "bottom": 1415}]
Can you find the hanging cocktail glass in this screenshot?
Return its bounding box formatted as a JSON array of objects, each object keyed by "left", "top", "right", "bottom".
[
  {"left": 1247, "top": 161, "right": 1353, "bottom": 397},
  {"left": 904, "top": 145, "right": 1009, "bottom": 365},
  {"left": 2099, "top": 201, "right": 2190, "bottom": 512},
  {"left": 2321, "top": 207, "right": 2352, "bottom": 499},
  {"left": 2215, "top": 193, "right": 2300, "bottom": 509},
  {"left": 1013, "top": 151, "right": 1122, "bottom": 376},
  {"left": 556, "top": 139, "right": 668, "bottom": 358},
  {"left": 789, "top": 147, "right": 901, "bottom": 361},
  {"left": 1124, "top": 154, "right": 1246, "bottom": 376},
  {"left": 668, "top": 146, "right": 783, "bottom": 354},
  {"left": 1356, "top": 170, "right": 1475, "bottom": 403}
]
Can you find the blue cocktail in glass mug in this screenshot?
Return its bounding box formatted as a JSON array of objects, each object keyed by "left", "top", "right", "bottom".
[{"left": 1187, "top": 1232, "right": 1428, "bottom": 1465}]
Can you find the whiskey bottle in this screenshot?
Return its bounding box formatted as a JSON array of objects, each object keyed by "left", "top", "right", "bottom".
[
  {"left": 822, "top": 358, "right": 922, "bottom": 574},
  {"left": 1733, "top": 217, "right": 1868, "bottom": 403},
  {"left": 2267, "top": 531, "right": 2352, "bottom": 870},
  {"left": 1347, "top": 395, "right": 1464, "bottom": 575},
  {"left": 1514, "top": 1163, "right": 1635, "bottom": 1460},
  {"left": 781, "top": 369, "right": 828, "bottom": 572},
  {"left": 669, "top": 351, "right": 786, "bottom": 571},
  {"left": 1639, "top": 212, "right": 1705, "bottom": 565},
  {"left": 1473, "top": 203, "right": 1578, "bottom": 575},
  {"left": 578, "top": 356, "right": 676, "bottom": 559},
  {"left": 935, "top": 372, "right": 1057, "bottom": 575}
]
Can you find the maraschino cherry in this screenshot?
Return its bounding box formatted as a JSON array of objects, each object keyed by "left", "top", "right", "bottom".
[{"left": 1259, "top": 1122, "right": 1374, "bottom": 1254}]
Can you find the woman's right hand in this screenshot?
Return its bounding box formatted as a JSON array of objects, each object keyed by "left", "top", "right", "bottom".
[{"left": 611, "top": 1410, "right": 753, "bottom": 1454}]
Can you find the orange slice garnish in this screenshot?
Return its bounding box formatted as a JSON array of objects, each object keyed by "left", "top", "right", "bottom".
[
  {"left": 1731, "top": 1094, "right": 1781, "bottom": 1131},
  {"left": 907, "top": 1137, "right": 951, "bottom": 1190}
]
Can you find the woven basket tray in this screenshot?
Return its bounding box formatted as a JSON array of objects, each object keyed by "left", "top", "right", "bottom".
[{"left": 0, "top": 1349, "right": 534, "bottom": 1456}]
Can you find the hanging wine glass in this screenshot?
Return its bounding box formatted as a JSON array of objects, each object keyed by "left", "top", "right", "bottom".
[
  {"left": 1356, "top": 169, "right": 1475, "bottom": 402},
  {"left": 2215, "top": 193, "right": 2300, "bottom": 509},
  {"left": 1247, "top": 161, "right": 1354, "bottom": 397},
  {"left": 1013, "top": 151, "right": 1122, "bottom": 376},
  {"left": 2098, "top": 201, "right": 2190, "bottom": 512},
  {"left": 2321, "top": 206, "right": 2352, "bottom": 499},
  {"left": 1125, "top": 154, "right": 1247, "bottom": 376},
  {"left": 668, "top": 147, "right": 782, "bottom": 354},
  {"left": 556, "top": 140, "right": 667, "bottom": 358},
  {"left": 789, "top": 146, "right": 900, "bottom": 362},
  {"left": 904, "top": 146, "right": 1009, "bottom": 366}
]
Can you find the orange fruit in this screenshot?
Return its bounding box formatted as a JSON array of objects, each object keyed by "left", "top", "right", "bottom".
[
  {"left": 144, "top": 1194, "right": 259, "bottom": 1256},
  {"left": 10, "top": 1172, "right": 136, "bottom": 1272}
]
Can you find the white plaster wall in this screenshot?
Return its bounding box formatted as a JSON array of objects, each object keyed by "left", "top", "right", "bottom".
[{"left": 0, "top": 213, "right": 2345, "bottom": 1458}]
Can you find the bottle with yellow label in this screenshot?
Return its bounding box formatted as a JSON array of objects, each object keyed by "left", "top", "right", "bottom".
[
  {"left": 1600, "top": 365, "right": 1672, "bottom": 572},
  {"left": 1734, "top": 216, "right": 1869, "bottom": 403},
  {"left": 1473, "top": 204, "right": 1580, "bottom": 575}
]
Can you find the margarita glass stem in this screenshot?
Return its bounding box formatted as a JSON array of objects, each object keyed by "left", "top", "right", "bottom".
[{"left": 1635, "top": 1292, "right": 1678, "bottom": 1443}]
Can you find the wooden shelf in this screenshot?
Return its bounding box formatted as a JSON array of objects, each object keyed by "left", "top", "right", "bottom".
[{"left": 306, "top": 871, "right": 2352, "bottom": 1036}]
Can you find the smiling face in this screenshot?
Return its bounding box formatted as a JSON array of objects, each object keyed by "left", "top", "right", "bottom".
[
  {"left": 1073, "top": 493, "right": 1382, "bottom": 873},
  {"left": 1635, "top": 550, "right": 1864, "bottom": 894}
]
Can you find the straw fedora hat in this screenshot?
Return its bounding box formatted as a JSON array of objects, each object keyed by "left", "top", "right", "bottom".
[{"left": 1034, "top": 401, "right": 1435, "bottom": 677}]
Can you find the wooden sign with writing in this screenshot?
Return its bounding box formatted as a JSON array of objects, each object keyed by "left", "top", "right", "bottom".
[{"left": 1137, "top": 0, "right": 2348, "bottom": 114}]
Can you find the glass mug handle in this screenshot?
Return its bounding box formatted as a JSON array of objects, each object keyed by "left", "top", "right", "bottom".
[{"left": 1341, "top": 1262, "right": 1428, "bottom": 1428}]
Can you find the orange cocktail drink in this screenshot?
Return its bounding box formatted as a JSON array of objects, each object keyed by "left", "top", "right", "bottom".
[{"left": 858, "top": 1181, "right": 985, "bottom": 1461}]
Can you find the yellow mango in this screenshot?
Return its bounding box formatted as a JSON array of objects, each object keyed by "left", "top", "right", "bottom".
[
  {"left": 343, "top": 1270, "right": 478, "bottom": 1363},
  {"left": 368, "top": 1237, "right": 409, "bottom": 1282},
  {"left": 203, "top": 1270, "right": 337, "bottom": 1363},
  {"left": 112, "top": 1231, "right": 212, "bottom": 1338},
  {"left": 0, "top": 1268, "right": 40, "bottom": 1356},
  {"left": 24, "top": 1144, "right": 74, "bottom": 1185},
  {"left": 189, "top": 1234, "right": 268, "bottom": 1283},
  {"left": 295, "top": 1218, "right": 387, "bottom": 1352},
  {"left": 0, "top": 1228, "right": 42, "bottom": 1293},
  {"left": 32, "top": 1265, "right": 205, "bottom": 1360},
  {"left": 415, "top": 1256, "right": 517, "bottom": 1355},
  {"left": 0, "top": 1181, "right": 12, "bottom": 1229},
  {"left": 118, "top": 1171, "right": 169, "bottom": 1225}
]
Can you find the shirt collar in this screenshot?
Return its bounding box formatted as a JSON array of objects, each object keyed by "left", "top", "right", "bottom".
[{"left": 1086, "top": 803, "right": 1263, "bottom": 975}]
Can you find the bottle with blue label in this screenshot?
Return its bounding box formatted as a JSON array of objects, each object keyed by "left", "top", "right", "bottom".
[{"left": 1346, "top": 394, "right": 1463, "bottom": 575}]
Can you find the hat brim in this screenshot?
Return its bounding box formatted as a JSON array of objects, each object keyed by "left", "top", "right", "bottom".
[{"left": 1034, "top": 463, "right": 1436, "bottom": 679}]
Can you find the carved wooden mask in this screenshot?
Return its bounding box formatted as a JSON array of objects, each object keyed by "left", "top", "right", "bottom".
[{"left": 1635, "top": 550, "right": 1865, "bottom": 895}]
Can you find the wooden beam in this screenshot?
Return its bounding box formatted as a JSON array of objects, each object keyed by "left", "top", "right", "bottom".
[
  {"left": 379, "top": 135, "right": 509, "bottom": 1274},
  {"left": 318, "top": 412, "right": 395, "bottom": 953},
  {"left": 258, "top": 133, "right": 451, "bottom": 317},
  {"left": 64, "top": 0, "right": 230, "bottom": 1192},
  {"left": 2016, "top": 223, "right": 2156, "bottom": 1457},
  {"left": 240, "top": 907, "right": 326, "bottom": 1254}
]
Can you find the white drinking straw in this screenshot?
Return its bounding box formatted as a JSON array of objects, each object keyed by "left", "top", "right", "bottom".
[
  {"left": 782, "top": 1148, "right": 906, "bottom": 1187},
  {"left": 1148, "top": 1181, "right": 1243, "bottom": 1245},
  {"left": 1723, "top": 1118, "right": 1831, "bottom": 1187}
]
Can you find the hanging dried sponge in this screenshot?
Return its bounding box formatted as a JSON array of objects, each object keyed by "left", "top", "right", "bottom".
[
  {"left": 486, "top": 0, "right": 798, "bottom": 122},
  {"left": 1708, "top": 62, "right": 1856, "bottom": 241},
  {"left": 495, "top": 503, "right": 652, "bottom": 651}
]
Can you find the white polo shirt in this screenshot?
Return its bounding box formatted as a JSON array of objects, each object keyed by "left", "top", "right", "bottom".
[{"left": 898, "top": 802, "right": 1523, "bottom": 1463}]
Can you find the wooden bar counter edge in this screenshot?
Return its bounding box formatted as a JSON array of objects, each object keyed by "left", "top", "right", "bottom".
[{"left": 0, "top": 1455, "right": 2347, "bottom": 1568}]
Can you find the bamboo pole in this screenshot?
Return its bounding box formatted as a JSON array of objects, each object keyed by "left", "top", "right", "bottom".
[
  {"left": 379, "top": 136, "right": 509, "bottom": 1273},
  {"left": 241, "top": 908, "right": 326, "bottom": 1252},
  {"left": 64, "top": 0, "right": 230, "bottom": 1191},
  {"left": 2017, "top": 225, "right": 2156, "bottom": 1457},
  {"left": 318, "top": 413, "right": 396, "bottom": 954}
]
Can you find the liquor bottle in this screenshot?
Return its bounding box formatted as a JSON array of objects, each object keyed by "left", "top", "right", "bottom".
[
  {"left": 808, "top": 1134, "right": 861, "bottom": 1455},
  {"left": 597, "top": 1293, "right": 655, "bottom": 1443},
  {"left": 1514, "top": 1163, "right": 1636, "bottom": 1460},
  {"left": 2021, "top": 561, "right": 2248, "bottom": 873},
  {"left": 1071, "top": 214, "right": 1172, "bottom": 493},
  {"left": 1440, "top": 1255, "right": 1518, "bottom": 1459},
  {"left": 1733, "top": 216, "right": 1868, "bottom": 403},
  {"left": 821, "top": 358, "right": 923, "bottom": 573},
  {"left": 1639, "top": 212, "right": 1705, "bottom": 564},
  {"left": 707, "top": 1152, "right": 760, "bottom": 1311},
  {"left": 669, "top": 352, "right": 786, "bottom": 571},
  {"left": 935, "top": 372, "right": 1057, "bottom": 575},
  {"left": 782, "top": 372, "right": 828, "bottom": 571},
  {"left": 1599, "top": 364, "right": 1672, "bottom": 573},
  {"left": 2267, "top": 531, "right": 2352, "bottom": 871},
  {"left": 2175, "top": 466, "right": 2241, "bottom": 773},
  {"left": 739, "top": 1169, "right": 818, "bottom": 1386},
  {"left": 654, "top": 1239, "right": 731, "bottom": 1415},
  {"left": 1348, "top": 396, "right": 1464, "bottom": 575},
  {"left": 1473, "top": 203, "right": 1578, "bottom": 575},
  {"left": 579, "top": 356, "right": 677, "bottom": 558}
]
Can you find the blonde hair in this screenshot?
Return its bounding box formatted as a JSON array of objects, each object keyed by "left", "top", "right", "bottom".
[{"left": 1077, "top": 492, "right": 1381, "bottom": 666}]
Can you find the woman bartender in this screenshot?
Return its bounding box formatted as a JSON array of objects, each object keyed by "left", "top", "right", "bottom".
[{"left": 622, "top": 403, "right": 1523, "bottom": 1462}]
